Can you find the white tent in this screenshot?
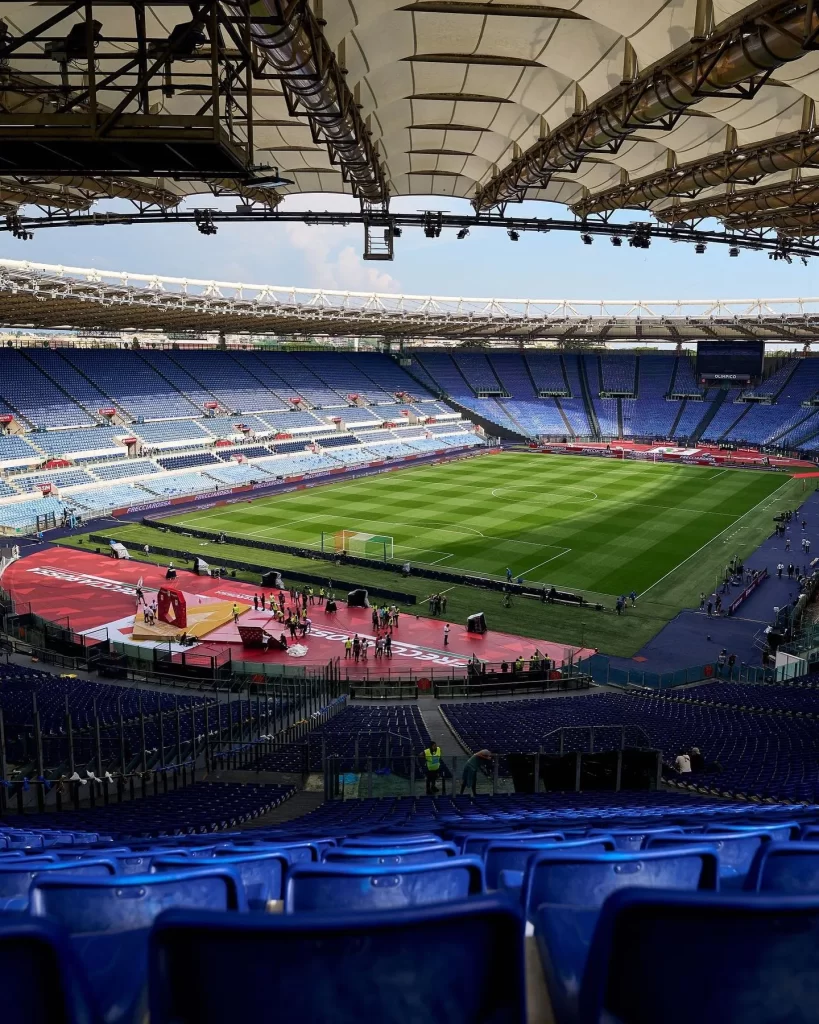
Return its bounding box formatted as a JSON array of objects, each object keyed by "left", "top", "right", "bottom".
[{"left": 109, "top": 542, "right": 130, "bottom": 560}]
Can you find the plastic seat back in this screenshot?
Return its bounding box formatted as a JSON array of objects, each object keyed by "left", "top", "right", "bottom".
[
  {"left": 154, "top": 853, "right": 287, "bottom": 907},
  {"left": 523, "top": 847, "right": 718, "bottom": 917},
  {"left": 745, "top": 841, "right": 819, "bottom": 894},
  {"left": 31, "top": 869, "right": 246, "bottom": 1024},
  {"left": 339, "top": 834, "right": 442, "bottom": 847},
  {"left": 150, "top": 897, "right": 525, "bottom": 1024},
  {"left": 580, "top": 889, "right": 819, "bottom": 1024},
  {"left": 485, "top": 837, "right": 616, "bottom": 890},
  {"left": 220, "top": 841, "right": 319, "bottom": 864},
  {"left": 0, "top": 916, "right": 102, "bottom": 1024},
  {"left": 588, "top": 826, "right": 684, "bottom": 851},
  {"left": 285, "top": 857, "right": 484, "bottom": 913},
  {"left": 647, "top": 831, "right": 771, "bottom": 887},
  {"left": 0, "top": 858, "right": 116, "bottom": 911},
  {"left": 458, "top": 831, "right": 563, "bottom": 858},
  {"left": 322, "top": 843, "right": 457, "bottom": 867}
]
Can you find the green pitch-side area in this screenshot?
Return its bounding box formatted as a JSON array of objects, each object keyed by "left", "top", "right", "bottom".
[
  {"left": 61, "top": 452, "right": 802, "bottom": 656},
  {"left": 160, "top": 452, "right": 790, "bottom": 597}
]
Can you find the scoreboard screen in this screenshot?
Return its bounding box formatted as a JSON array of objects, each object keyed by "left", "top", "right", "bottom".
[{"left": 696, "top": 341, "right": 764, "bottom": 384}]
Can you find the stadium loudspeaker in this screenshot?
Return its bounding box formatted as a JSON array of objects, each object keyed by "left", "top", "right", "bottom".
[
  {"left": 261, "top": 571, "right": 284, "bottom": 589},
  {"left": 347, "top": 588, "right": 370, "bottom": 608},
  {"left": 467, "top": 612, "right": 486, "bottom": 634}
]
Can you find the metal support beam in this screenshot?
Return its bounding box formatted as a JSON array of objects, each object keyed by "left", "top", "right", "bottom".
[
  {"left": 231, "top": 0, "right": 388, "bottom": 202},
  {"left": 658, "top": 180, "right": 819, "bottom": 224},
  {"left": 475, "top": 0, "right": 819, "bottom": 211},
  {"left": 574, "top": 128, "right": 819, "bottom": 217}
]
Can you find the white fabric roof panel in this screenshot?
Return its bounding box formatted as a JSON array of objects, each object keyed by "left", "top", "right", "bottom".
[{"left": 1, "top": 0, "right": 819, "bottom": 229}]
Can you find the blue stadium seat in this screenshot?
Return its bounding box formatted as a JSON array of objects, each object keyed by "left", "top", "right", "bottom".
[
  {"left": 587, "top": 825, "right": 684, "bottom": 851},
  {"left": 284, "top": 857, "right": 484, "bottom": 913},
  {"left": 340, "top": 833, "right": 442, "bottom": 846},
  {"left": 522, "top": 847, "right": 718, "bottom": 917},
  {"left": 0, "top": 858, "right": 116, "bottom": 911},
  {"left": 219, "top": 840, "right": 320, "bottom": 863},
  {"left": 150, "top": 897, "right": 525, "bottom": 1024},
  {"left": 322, "top": 843, "right": 458, "bottom": 866},
  {"left": 457, "top": 830, "right": 565, "bottom": 858},
  {"left": 486, "top": 837, "right": 616, "bottom": 891},
  {"left": 530, "top": 848, "right": 715, "bottom": 1023},
  {"left": 744, "top": 840, "right": 819, "bottom": 894},
  {"left": 152, "top": 852, "right": 288, "bottom": 908},
  {"left": 579, "top": 889, "right": 819, "bottom": 1024},
  {"left": 646, "top": 830, "right": 774, "bottom": 887},
  {"left": 0, "top": 916, "right": 103, "bottom": 1024},
  {"left": 30, "top": 869, "right": 246, "bottom": 1024}
]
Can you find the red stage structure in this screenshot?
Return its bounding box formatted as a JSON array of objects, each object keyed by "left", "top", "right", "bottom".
[{"left": 157, "top": 587, "right": 187, "bottom": 628}]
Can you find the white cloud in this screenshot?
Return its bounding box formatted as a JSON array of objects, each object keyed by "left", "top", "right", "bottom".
[{"left": 277, "top": 194, "right": 401, "bottom": 293}]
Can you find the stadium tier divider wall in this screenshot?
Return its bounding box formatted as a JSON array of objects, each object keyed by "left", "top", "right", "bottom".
[{"left": 142, "top": 518, "right": 589, "bottom": 607}]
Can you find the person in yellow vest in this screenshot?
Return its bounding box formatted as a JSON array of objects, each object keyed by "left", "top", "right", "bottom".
[{"left": 421, "top": 741, "right": 442, "bottom": 795}]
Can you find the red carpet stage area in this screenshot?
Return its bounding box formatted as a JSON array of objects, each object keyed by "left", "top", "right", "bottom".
[{"left": 2, "top": 547, "right": 592, "bottom": 675}]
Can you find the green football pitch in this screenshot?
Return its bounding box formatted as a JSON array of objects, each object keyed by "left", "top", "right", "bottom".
[{"left": 161, "top": 452, "right": 792, "bottom": 598}]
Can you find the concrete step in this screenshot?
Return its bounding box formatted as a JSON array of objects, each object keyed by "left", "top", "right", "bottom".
[{"left": 244, "top": 789, "right": 325, "bottom": 827}]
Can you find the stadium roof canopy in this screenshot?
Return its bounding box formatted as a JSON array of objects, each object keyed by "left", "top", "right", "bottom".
[
  {"left": 4, "top": 0, "right": 819, "bottom": 255},
  {"left": 3, "top": 258, "right": 819, "bottom": 341}
]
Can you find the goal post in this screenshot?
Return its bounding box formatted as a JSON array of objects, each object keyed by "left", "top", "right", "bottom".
[{"left": 321, "top": 529, "right": 394, "bottom": 561}]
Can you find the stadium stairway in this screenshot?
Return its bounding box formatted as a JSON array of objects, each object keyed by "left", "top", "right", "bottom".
[
  {"left": 577, "top": 359, "right": 601, "bottom": 438},
  {"left": 690, "top": 389, "right": 728, "bottom": 443},
  {"left": 438, "top": 395, "right": 530, "bottom": 442},
  {"left": 553, "top": 397, "right": 576, "bottom": 437}
]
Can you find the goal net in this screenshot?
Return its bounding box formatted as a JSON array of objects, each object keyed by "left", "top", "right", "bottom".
[{"left": 329, "top": 529, "right": 394, "bottom": 560}]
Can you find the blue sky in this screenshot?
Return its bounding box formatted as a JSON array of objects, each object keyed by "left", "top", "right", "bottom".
[{"left": 1, "top": 192, "right": 816, "bottom": 301}]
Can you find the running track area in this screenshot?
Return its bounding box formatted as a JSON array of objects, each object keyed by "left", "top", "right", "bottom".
[{"left": 2, "top": 547, "right": 593, "bottom": 678}]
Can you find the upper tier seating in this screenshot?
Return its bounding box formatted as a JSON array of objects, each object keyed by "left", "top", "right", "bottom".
[
  {"left": 167, "top": 351, "right": 285, "bottom": 413},
  {"left": 671, "top": 357, "right": 700, "bottom": 394},
  {"left": 454, "top": 354, "right": 505, "bottom": 393},
  {"left": 0, "top": 350, "right": 95, "bottom": 429},
  {"left": 26, "top": 349, "right": 120, "bottom": 420},
  {"left": 57, "top": 350, "right": 201, "bottom": 421},
  {"left": 143, "top": 352, "right": 222, "bottom": 412},
  {"left": 600, "top": 354, "right": 636, "bottom": 394},
  {"left": 346, "top": 352, "right": 437, "bottom": 400},
  {"left": 525, "top": 353, "right": 570, "bottom": 395},
  {"left": 296, "top": 353, "right": 395, "bottom": 405},
  {"left": 257, "top": 353, "right": 345, "bottom": 408},
  {"left": 744, "top": 359, "right": 798, "bottom": 398}
]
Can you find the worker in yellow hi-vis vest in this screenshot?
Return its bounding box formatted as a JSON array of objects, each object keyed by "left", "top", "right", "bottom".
[{"left": 421, "top": 741, "right": 442, "bottom": 795}]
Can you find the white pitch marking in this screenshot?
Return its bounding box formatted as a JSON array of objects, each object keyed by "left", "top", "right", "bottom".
[
  {"left": 518, "top": 548, "right": 571, "bottom": 577},
  {"left": 638, "top": 476, "right": 794, "bottom": 599}
]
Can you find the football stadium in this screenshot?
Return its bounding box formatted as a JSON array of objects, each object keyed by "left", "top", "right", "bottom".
[{"left": 6, "top": 0, "right": 819, "bottom": 1019}]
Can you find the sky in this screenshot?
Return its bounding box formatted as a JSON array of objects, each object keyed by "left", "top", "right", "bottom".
[{"left": 1, "top": 190, "right": 817, "bottom": 302}]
